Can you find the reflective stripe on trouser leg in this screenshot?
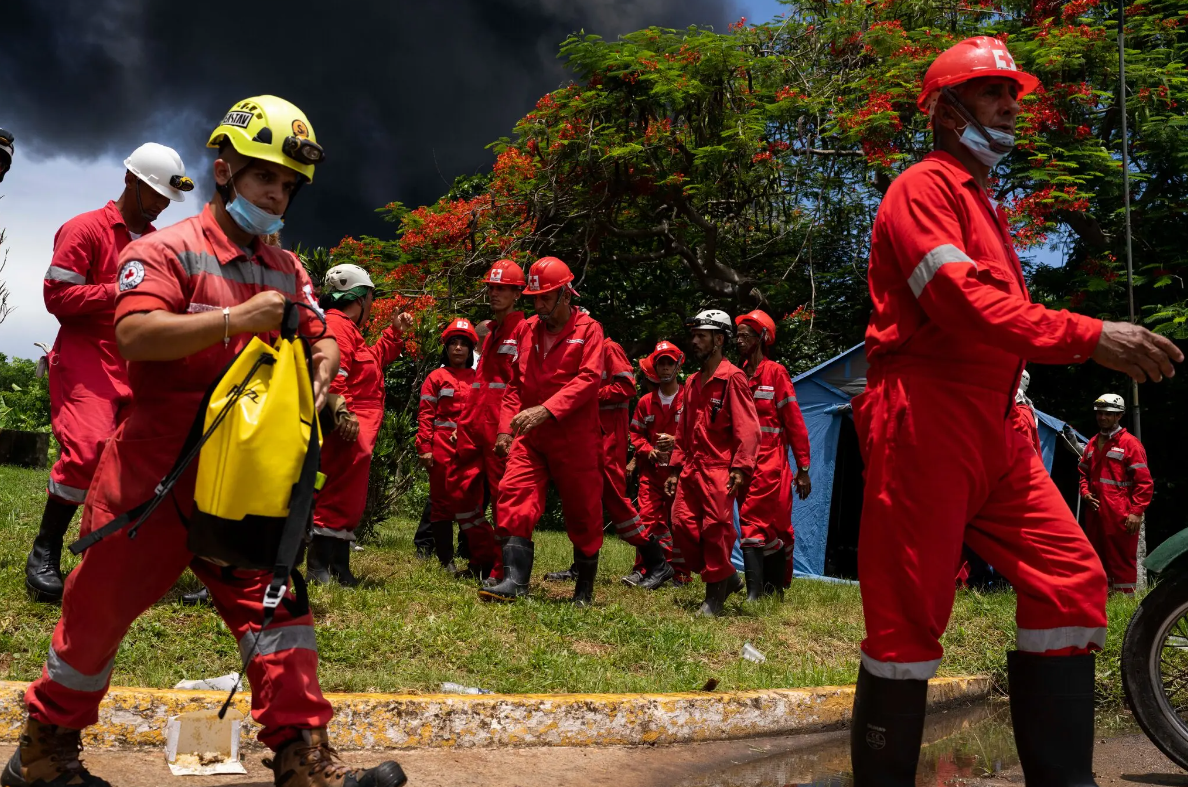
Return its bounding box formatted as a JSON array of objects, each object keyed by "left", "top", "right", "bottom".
[
  {"left": 860, "top": 651, "right": 942, "bottom": 681},
  {"left": 238, "top": 625, "right": 318, "bottom": 663},
  {"left": 45, "top": 648, "right": 114, "bottom": 693},
  {"left": 614, "top": 515, "right": 645, "bottom": 541},
  {"left": 1016, "top": 626, "right": 1106, "bottom": 654}
]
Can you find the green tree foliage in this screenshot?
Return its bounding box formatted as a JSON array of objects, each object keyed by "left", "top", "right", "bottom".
[{"left": 0, "top": 354, "right": 50, "bottom": 432}]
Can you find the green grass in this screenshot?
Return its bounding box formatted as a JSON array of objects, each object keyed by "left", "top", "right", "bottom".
[{"left": 0, "top": 465, "right": 1138, "bottom": 702}]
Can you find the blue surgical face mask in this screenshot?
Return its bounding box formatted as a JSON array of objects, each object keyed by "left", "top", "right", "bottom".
[
  {"left": 226, "top": 191, "right": 284, "bottom": 236},
  {"left": 959, "top": 124, "right": 1015, "bottom": 167}
]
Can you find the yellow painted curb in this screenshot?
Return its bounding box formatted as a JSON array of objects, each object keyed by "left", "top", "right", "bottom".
[{"left": 0, "top": 677, "right": 989, "bottom": 750}]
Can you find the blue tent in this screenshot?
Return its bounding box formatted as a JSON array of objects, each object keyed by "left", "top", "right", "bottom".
[{"left": 731, "top": 342, "right": 1087, "bottom": 581}]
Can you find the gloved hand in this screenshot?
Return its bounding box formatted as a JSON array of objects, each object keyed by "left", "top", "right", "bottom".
[{"left": 327, "top": 394, "right": 360, "bottom": 442}]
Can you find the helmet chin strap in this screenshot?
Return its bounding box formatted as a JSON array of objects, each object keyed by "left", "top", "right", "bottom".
[{"left": 132, "top": 180, "right": 157, "bottom": 226}]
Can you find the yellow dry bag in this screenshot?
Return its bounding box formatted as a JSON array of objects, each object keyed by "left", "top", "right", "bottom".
[{"left": 72, "top": 301, "right": 324, "bottom": 577}]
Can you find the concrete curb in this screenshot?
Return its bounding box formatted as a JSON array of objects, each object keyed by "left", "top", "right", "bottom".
[{"left": 0, "top": 677, "right": 990, "bottom": 750}]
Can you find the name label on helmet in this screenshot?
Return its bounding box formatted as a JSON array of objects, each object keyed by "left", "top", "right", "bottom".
[
  {"left": 992, "top": 49, "right": 1017, "bottom": 71},
  {"left": 221, "top": 111, "right": 254, "bottom": 129}
]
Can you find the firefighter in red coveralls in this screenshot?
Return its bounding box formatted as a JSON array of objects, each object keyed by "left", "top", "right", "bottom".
[
  {"left": 849, "top": 38, "right": 1181, "bottom": 786},
  {"left": 5, "top": 96, "right": 410, "bottom": 787},
  {"left": 448, "top": 259, "right": 529, "bottom": 584},
  {"left": 309, "top": 263, "right": 413, "bottom": 587},
  {"left": 1079, "top": 393, "right": 1153, "bottom": 594},
  {"left": 627, "top": 342, "right": 687, "bottom": 586},
  {"left": 26, "top": 143, "right": 192, "bottom": 604},
  {"left": 734, "top": 310, "right": 811, "bottom": 601},
  {"left": 664, "top": 310, "right": 760, "bottom": 617},
  {"left": 547, "top": 337, "right": 674, "bottom": 590},
  {"left": 479, "top": 257, "right": 607, "bottom": 607},
  {"left": 417, "top": 319, "right": 500, "bottom": 578}
]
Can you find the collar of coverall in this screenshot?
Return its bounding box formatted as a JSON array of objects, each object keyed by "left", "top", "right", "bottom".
[
  {"left": 699, "top": 353, "right": 736, "bottom": 383},
  {"left": 741, "top": 356, "right": 770, "bottom": 377},
  {"left": 199, "top": 203, "right": 287, "bottom": 269},
  {"left": 1099, "top": 424, "right": 1124, "bottom": 439},
  {"left": 102, "top": 199, "right": 143, "bottom": 233}
]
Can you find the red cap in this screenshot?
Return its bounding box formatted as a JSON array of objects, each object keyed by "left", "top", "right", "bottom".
[
  {"left": 483, "top": 259, "right": 526, "bottom": 287},
  {"left": 441, "top": 317, "right": 478, "bottom": 345},
  {"left": 735, "top": 310, "right": 776, "bottom": 346},
  {"left": 649, "top": 340, "right": 685, "bottom": 367},
  {"left": 524, "top": 256, "right": 576, "bottom": 296},
  {"left": 639, "top": 356, "right": 660, "bottom": 384},
  {"left": 917, "top": 36, "right": 1039, "bottom": 114}
]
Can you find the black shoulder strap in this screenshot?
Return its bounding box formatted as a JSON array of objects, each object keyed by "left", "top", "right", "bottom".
[{"left": 261, "top": 413, "right": 320, "bottom": 622}]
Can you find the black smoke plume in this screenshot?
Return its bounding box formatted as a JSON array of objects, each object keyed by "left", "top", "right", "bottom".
[{"left": 0, "top": 0, "right": 729, "bottom": 246}]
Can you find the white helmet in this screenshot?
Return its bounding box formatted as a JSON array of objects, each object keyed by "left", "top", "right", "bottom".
[
  {"left": 1093, "top": 393, "right": 1125, "bottom": 413},
  {"left": 1015, "top": 369, "right": 1030, "bottom": 403},
  {"left": 687, "top": 309, "right": 733, "bottom": 334},
  {"left": 124, "top": 143, "right": 192, "bottom": 202},
  {"left": 324, "top": 263, "right": 375, "bottom": 292}
]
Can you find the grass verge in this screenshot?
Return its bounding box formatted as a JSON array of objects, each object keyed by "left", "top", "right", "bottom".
[{"left": 0, "top": 465, "right": 1138, "bottom": 702}]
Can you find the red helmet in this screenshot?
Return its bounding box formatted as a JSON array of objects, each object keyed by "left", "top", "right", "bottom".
[
  {"left": 524, "top": 256, "right": 576, "bottom": 296},
  {"left": 649, "top": 340, "right": 685, "bottom": 367},
  {"left": 441, "top": 317, "right": 478, "bottom": 346},
  {"left": 638, "top": 356, "right": 660, "bottom": 385},
  {"left": 735, "top": 310, "right": 776, "bottom": 346},
  {"left": 917, "top": 36, "right": 1040, "bottom": 114},
  {"left": 483, "top": 259, "right": 526, "bottom": 288}
]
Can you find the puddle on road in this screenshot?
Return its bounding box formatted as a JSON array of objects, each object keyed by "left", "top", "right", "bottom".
[{"left": 674, "top": 701, "right": 1131, "bottom": 787}]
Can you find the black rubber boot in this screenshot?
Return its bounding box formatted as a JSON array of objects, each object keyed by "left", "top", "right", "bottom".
[
  {"left": 413, "top": 500, "right": 435, "bottom": 560},
  {"left": 763, "top": 551, "right": 786, "bottom": 598},
  {"left": 571, "top": 551, "right": 599, "bottom": 607},
  {"left": 696, "top": 579, "right": 729, "bottom": 617},
  {"left": 478, "top": 537, "right": 534, "bottom": 602},
  {"left": 621, "top": 570, "right": 643, "bottom": 587},
  {"left": 725, "top": 571, "right": 745, "bottom": 596},
  {"left": 544, "top": 563, "right": 577, "bottom": 582},
  {"left": 25, "top": 499, "right": 77, "bottom": 603},
  {"left": 1007, "top": 651, "right": 1099, "bottom": 786},
  {"left": 850, "top": 664, "right": 928, "bottom": 787},
  {"left": 328, "top": 539, "right": 359, "bottom": 587},
  {"left": 305, "top": 535, "right": 333, "bottom": 586},
  {"left": 742, "top": 547, "right": 765, "bottom": 602},
  {"left": 181, "top": 586, "right": 211, "bottom": 606},
  {"left": 430, "top": 521, "right": 455, "bottom": 571},
  {"left": 636, "top": 536, "right": 675, "bottom": 590}
]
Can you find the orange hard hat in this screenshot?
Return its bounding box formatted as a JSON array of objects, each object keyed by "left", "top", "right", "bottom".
[
  {"left": 483, "top": 259, "right": 526, "bottom": 287},
  {"left": 441, "top": 317, "right": 478, "bottom": 346},
  {"left": 649, "top": 340, "right": 685, "bottom": 367},
  {"left": 735, "top": 310, "right": 777, "bottom": 345},
  {"left": 639, "top": 356, "right": 660, "bottom": 384},
  {"left": 523, "top": 256, "right": 576, "bottom": 296},
  {"left": 917, "top": 36, "right": 1039, "bottom": 114}
]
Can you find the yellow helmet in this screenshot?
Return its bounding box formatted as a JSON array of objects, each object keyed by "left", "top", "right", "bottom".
[{"left": 207, "top": 95, "right": 324, "bottom": 183}]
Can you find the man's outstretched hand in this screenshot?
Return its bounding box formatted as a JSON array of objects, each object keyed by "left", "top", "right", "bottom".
[{"left": 1093, "top": 322, "right": 1183, "bottom": 383}]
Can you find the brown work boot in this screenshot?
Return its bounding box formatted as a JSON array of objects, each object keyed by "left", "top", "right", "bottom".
[
  {"left": 265, "top": 728, "right": 407, "bottom": 787},
  {"left": 1, "top": 717, "right": 110, "bottom": 786}
]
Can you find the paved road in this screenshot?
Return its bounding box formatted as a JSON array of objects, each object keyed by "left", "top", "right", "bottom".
[{"left": 2, "top": 719, "right": 1182, "bottom": 786}]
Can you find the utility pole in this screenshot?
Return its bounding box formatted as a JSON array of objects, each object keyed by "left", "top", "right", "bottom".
[{"left": 1118, "top": 0, "right": 1146, "bottom": 589}]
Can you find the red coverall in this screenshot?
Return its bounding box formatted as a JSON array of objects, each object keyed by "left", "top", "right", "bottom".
[
  {"left": 417, "top": 365, "right": 497, "bottom": 566},
  {"left": 628, "top": 385, "right": 686, "bottom": 579},
  {"left": 1078, "top": 427, "right": 1152, "bottom": 592},
  {"left": 737, "top": 358, "right": 811, "bottom": 575},
  {"left": 312, "top": 310, "right": 404, "bottom": 541},
  {"left": 1010, "top": 400, "right": 1041, "bottom": 456},
  {"left": 856, "top": 151, "right": 1107, "bottom": 681},
  {"left": 669, "top": 359, "right": 760, "bottom": 583},
  {"left": 600, "top": 339, "right": 647, "bottom": 545},
  {"left": 495, "top": 309, "right": 605, "bottom": 557},
  {"left": 42, "top": 201, "right": 149, "bottom": 504},
  {"left": 447, "top": 312, "right": 527, "bottom": 547},
  {"left": 26, "top": 206, "right": 333, "bottom": 749}
]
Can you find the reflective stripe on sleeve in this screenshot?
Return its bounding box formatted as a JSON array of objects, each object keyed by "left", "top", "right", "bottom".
[
  {"left": 420, "top": 394, "right": 438, "bottom": 402},
  {"left": 489, "top": 382, "right": 507, "bottom": 389},
  {"left": 238, "top": 625, "right": 318, "bottom": 663},
  {"left": 907, "top": 244, "right": 977, "bottom": 298},
  {"left": 471, "top": 382, "right": 481, "bottom": 389},
  {"left": 760, "top": 426, "right": 783, "bottom": 434},
  {"left": 630, "top": 419, "right": 644, "bottom": 428},
  {"left": 860, "top": 652, "right": 941, "bottom": 681},
  {"left": 434, "top": 420, "right": 457, "bottom": 428},
  {"left": 45, "top": 266, "right": 86, "bottom": 285},
  {"left": 1129, "top": 463, "right": 1147, "bottom": 470},
  {"left": 47, "top": 647, "right": 114, "bottom": 693},
  {"left": 439, "top": 388, "right": 455, "bottom": 397},
  {"left": 614, "top": 371, "right": 635, "bottom": 380},
  {"left": 776, "top": 395, "right": 797, "bottom": 408},
  {"left": 1097, "top": 478, "right": 1133, "bottom": 487},
  {"left": 1016, "top": 626, "right": 1106, "bottom": 653}
]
